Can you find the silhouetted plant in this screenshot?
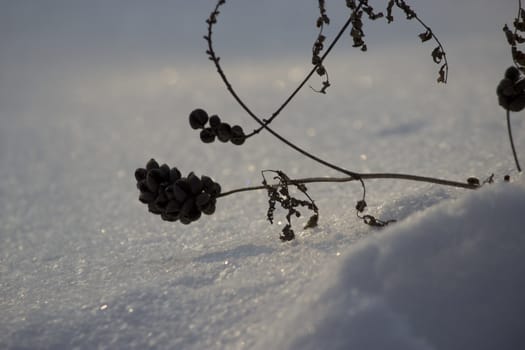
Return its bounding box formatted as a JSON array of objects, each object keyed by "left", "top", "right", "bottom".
[
  {"left": 135, "top": 0, "right": 521, "bottom": 241},
  {"left": 501, "top": 1, "right": 525, "bottom": 172}
]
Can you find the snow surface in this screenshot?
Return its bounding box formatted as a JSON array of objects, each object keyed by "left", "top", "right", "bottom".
[
  {"left": 256, "top": 177, "right": 525, "bottom": 350},
  {"left": 1, "top": 1, "right": 525, "bottom": 349}
]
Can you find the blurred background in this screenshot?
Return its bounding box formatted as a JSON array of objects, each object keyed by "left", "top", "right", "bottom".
[{"left": 1, "top": 1, "right": 522, "bottom": 348}]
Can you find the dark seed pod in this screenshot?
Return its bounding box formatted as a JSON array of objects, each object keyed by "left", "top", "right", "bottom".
[
  {"left": 467, "top": 177, "right": 480, "bottom": 186},
  {"left": 165, "top": 200, "right": 182, "bottom": 214},
  {"left": 201, "top": 198, "right": 216, "bottom": 215},
  {"left": 189, "top": 109, "right": 209, "bottom": 129},
  {"left": 205, "top": 182, "right": 221, "bottom": 197},
  {"left": 148, "top": 203, "right": 163, "bottom": 215},
  {"left": 217, "top": 123, "right": 232, "bottom": 142},
  {"left": 155, "top": 191, "right": 169, "bottom": 208},
  {"left": 509, "top": 94, "right": 525, "bottom": 112},
  {"left": 159, "top": 164, "right": 171, "bottom": 181},
  {"left": 137, "top": 180, "right": 149, "bottom": 192},
  {"left": 139, "top": 191, "right": 156, "bottom": 204},
  {"left": 196, "top": 192, "right": 211, "bottom": 208},
  {"left": 188, "top": 172, "right": 204, "bottom": 194},
  {"left": 179, "top": 215, "right": 192, "bottom": 225},
  {"left": 146, "top": 169, "right": 162, "bottom": 192},
  {"left": 505, "top": 66, "right": 521, "bottom": 82},
  {"left": 146, "top": 158, "right": 159, "bottom": 170},
  {"left": 355, "top": 200, "right": 367, "bottom": 212},
  {"left": 200, "top": 128, "right": 216, "bottom": 143},
  {"left": 187, "top": 207, "right": 202, "bottom": 222},
  {"left": 209, "top": 115, "right": 221, "bottom": 129},
  {"left": 172, "top": 183, "right": 188, "bottom": 203},
  {"left": 499, "top": 95, "right": 511, "bottom": 109},
  {"left": 161, "top": 212, "right": 179, "bottom": 222},
  {"left": 201, "top": 175, "right": 214, "bottom": 190},
  {"left": 135, "top": 168, "right": 147, "bottom": 181},
  {"left": 180, "top": 198, "right": 194, "bottom": 217},
  {"left": 231, "top": 125, "right": 246, "bottom": 145},
  {"left": 170, "top": 167, "right": 182, "bottom": 182},
  {"left": 164, "top": 185, "right": 175, "bottom": 200},
  {"left": 497, "top": 78, "right": 515, "bottom": 97}
]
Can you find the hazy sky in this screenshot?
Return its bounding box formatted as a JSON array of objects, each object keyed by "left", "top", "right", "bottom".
[
  {"left": 0, "top": 0, "right": 519, "bottom": 118},
  {"left": 0, "top": 0, "right": 516, "bottom": 65}
]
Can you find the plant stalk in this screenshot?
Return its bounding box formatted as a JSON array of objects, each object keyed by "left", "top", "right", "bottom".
[
  {"left": 507, "top": 109, "right": 522, "bottom": 172},
  {"left": 217, "top": 173, "right": 478, "bottom": 198}
]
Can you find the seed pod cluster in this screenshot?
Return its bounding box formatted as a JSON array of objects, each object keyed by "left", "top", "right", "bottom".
[
  {"left": 135, "top": 159, "right": 221, "bottom": 224},
  {"left": 189, "top": 108, "right": 246, "bottom": 145},
  {"left": 497, "top": 66, "right": 525, "bottom": 112}
]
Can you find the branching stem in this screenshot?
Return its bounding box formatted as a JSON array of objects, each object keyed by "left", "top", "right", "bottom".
[{"left": 205, "top": 0, "right": 363, "bottom": 184}]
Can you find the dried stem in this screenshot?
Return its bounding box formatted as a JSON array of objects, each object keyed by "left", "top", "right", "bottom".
[
  {"left": 205, "top": 0, "right": 475, "bottom": 202},
  {"left": 414, "top": 16, "right": 449, "bottom": 83},
  {"left": 246, "top": 0, "right": 366, "bottom": 135},
  {"left": 204, "top": 0, "right": 363, "bottom": 184},
  {"left": 506, "top": 109, "right": 522, "bottom": 172},
  {"left": 218, "top": 173, "right": 478, "bottom": 198}
]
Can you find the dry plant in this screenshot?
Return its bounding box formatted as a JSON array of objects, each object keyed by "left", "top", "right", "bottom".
[{"left": 135, "top": 0, "right": 522, "bottom": 241}]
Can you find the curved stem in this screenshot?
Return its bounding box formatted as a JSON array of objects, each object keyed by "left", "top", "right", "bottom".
[
  {"left": 217, "top": 173, "right": 477, "bottom": 198},
  {"left": 507, "top": 109, "right": 522, "bottom": 172},
  {"left": 413, "top": 15, "right": 448, "bottom": 83},
  {"left": 205, "top": 1, "right": 361, "bottom": 181}
]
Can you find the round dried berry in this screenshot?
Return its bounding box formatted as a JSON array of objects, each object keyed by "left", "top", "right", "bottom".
[
  {"left": 509, "top": 94, "right": 525, "bottom": 112},
  {"left": 230, "top": 125, "right": 246, "bottom": 145},
  {"left": 165, "top": 200, "right": 182, "bottom": 214},
  {"left": 205, "top": 182, "right": 221, "bottom": 197},
  {"left": 137, "top": 180, "right": 149, "bottom": 192},
  {"left": 201, "top": 199, "right": 216, "bottom": 215},
  {"left": 200, "top": 128, "right": 216, "bottom": 143},
  {"left": 188, "top": 172, "right": 204, "bottom": 194},
  {"left": 139, "top": 191, "right": 156, "bottom": 204},
  {"left": 189, "top": 109, "right": 209, "bottom": 129},
  {"left": 148, "top": 203, "right": 163, "bottom": 215},
  {"left": 146, "top": 158, "right": 159, "bottom": 170},
  {"left": 505, "top": 66, "right": 521, "bottom": 82},
  {"left": 217, "top": 123, "right": 232, "bottom": 142},
  {"left": 135, "top": 168, "right": 147, "bottom": 181},
  {"left": 169, "top": 167, "right": 182, "bottom": 182},
  {"left": 159, "top": 164, "right": 170, "bottom": 181},
  {"left": 146, "top": 169, "right": 162, "bottom": 192},
  {"left": 497, "top": 78, "right": 515, "bottom": 98},
  {"left": 195, "top": 192, "right": 211, "bottom": 208},
  {"left": 172, "top": 183, "right": 189, "bottom": 203},
  {"left": 161, "top": 212, "right": 179, "bottom": 222},
  {"left": 209, "top": 115, "right": 221, "bottom": 129},
  {"left": 154, "top": 192, "right": 169, "bottom": 209}
]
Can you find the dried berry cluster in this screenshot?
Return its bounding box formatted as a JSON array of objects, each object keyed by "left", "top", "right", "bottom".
[
  {"left": 135, "top": 159, "right": 221, "bottom": 224},
  {"left": 189, "top": 109, "right": 246, "bottom": 145},
  {"left": 497, "top": 66, "right": 525, "bottom": 112}
]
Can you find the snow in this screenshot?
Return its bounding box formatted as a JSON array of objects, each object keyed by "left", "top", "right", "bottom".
[
  {"left": 1, "top": 1, "right": 524, "bottom": 349},
  {"left": 256, "top": 177, "right": 525, "bottom": 350}
]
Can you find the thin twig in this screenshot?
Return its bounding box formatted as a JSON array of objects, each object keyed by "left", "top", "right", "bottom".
[
  {"left": 413, "top": 15, "right": 448, "bottom": 83},
  {"left": 217, "top": 173, "right": 478, "bottom": 198},
  {"left": 246, "top": 1, "right": 366, "bottom": 136},
  {"left": 507, "top": 109, "right": 522, "bottom": 171}
]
